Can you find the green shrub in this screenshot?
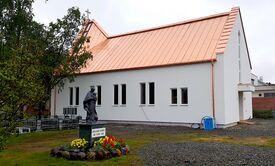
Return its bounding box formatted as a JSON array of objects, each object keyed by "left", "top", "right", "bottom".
[{"left": 253, "top": 110, "right": 273, "bottom": 119}]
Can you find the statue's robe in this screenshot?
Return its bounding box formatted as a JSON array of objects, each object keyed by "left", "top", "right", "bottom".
[{"left": 83, "top": 91, "right": 98, "bottom": 122}]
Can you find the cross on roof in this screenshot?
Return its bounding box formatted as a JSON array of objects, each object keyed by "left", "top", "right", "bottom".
[{"left": 85, "top": 9, "right": 91, "bottom": 19}]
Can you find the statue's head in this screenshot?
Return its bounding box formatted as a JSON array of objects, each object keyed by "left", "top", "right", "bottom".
[{"left": 90, "top": 86, "right": 95, "bottom": 92}]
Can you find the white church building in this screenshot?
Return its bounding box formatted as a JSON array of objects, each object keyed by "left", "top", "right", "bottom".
[{"left": 51, "top": 7, "right": 254, "bottom": 128}]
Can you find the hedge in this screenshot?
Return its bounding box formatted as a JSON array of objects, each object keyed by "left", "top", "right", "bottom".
[{"left": 253, "top": 110, "right": 273, "bottom": 119}]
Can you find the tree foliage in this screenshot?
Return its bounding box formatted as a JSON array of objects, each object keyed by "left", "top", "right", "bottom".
[{"left": 0, "top": 0, "right": 92, "bottom": 149}]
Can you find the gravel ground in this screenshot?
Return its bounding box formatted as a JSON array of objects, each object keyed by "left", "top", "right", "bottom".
[
  {"left": 210, "top": 119, "right": 275, "bottom": 137},
  {"left": 105, "top": 119, "right": 275, "bottom": 165},
  {"left": 107, "top": 123, "right": 193, "bottom": 137},
  {"left": 140, "top": 142, "right": 275, "bottom": 166},
  {"left": 107, "top": 119, "right": 275, "bottom": 137}
]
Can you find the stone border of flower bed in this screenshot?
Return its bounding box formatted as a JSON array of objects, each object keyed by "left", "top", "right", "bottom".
[{"left": 50, "top": 136, "right": 130, "bottom": 160}]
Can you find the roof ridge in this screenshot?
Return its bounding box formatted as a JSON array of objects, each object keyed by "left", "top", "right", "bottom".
[{"left": 108, "top": 11, "right": 231, "bottom": 38}]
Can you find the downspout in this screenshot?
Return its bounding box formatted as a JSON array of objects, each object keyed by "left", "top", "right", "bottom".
[{"left": 211, "top": 61, "right": 216, "bottom": 118}]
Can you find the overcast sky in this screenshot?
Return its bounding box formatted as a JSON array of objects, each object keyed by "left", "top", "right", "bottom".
[{"left": 33, "top": 0, "right": 275, "bottom": 83}]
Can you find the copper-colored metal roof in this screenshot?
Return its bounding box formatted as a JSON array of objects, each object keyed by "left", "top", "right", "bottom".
[{"left": 80, "top": 7, "right": 243, "bottom": 74}]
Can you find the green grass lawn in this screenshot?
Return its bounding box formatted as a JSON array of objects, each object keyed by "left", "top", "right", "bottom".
[{"left": 0, "top": 128, "right": 274, "bottom": 166}]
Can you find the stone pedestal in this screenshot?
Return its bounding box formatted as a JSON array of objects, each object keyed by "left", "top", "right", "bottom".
[{"left": 79, "top": 121, "right": 106, "bottom": 145}]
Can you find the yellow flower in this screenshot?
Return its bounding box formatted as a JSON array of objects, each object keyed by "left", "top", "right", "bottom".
[{"left": 71, "top": 138, "right": 87, "bottom": 149}]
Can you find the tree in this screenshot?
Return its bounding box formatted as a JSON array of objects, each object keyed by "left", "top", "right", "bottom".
[{"left": 0, "top": 0, "right": 92, "bottom": 150}]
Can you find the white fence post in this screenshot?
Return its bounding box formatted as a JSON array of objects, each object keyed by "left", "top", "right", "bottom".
[
  {"left": 58, "top": 119, "right": 63, "bottom": 130},
  {"left": 36, "top": 120, "right": 42, "bottom": 132}
]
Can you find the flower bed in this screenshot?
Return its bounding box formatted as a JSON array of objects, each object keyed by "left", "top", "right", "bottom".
[{"left": 50, "top": 136, "right": 129, "bottom": 160}]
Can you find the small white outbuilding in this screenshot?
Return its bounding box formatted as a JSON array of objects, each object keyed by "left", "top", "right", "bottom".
[{"left": 51, "top": 7, "right": 254, "bottom": 128}]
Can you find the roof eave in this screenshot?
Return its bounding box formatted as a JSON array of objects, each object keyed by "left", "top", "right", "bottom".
[{"left": 78, "top": 59, "right": 216, "bottom": 75}]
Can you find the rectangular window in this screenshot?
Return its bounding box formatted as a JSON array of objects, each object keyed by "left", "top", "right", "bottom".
[
  {"left": 114, "top": 84, "right": 119, "bottom": 105},
  {"left": 69, "top": 87, "right": 73, "bottom": 105},
  {"left": 149, "top": 82, "right": 155, "bottom": 104},
  {"left": 264, "top": 93, "right": 275, "bottom": 97},
  {"left": 140, "top": 83, "right": 146, "bottom": 104},
  {"left": 75, "top": 87, "right": 79, "bottom": 105},
  {"left": 97, "top": 85, "right": 101, "bottom": 105},
  {"left": 181, "top": 88, "right": 188, "bottom": 104},
  {"left": 121, "top": 84, "right": 126, "bottom": 105},
  {"left": 171, "top": 88, "right": 177, "bottom": 104}
]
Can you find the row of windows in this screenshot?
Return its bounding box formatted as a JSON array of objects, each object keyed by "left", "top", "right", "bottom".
[
  {"left": 258, "top": 92, "right": 275, "bottom": 97},
  {"left": 69, "top": 84, "right": 188, "bottom": 106}
]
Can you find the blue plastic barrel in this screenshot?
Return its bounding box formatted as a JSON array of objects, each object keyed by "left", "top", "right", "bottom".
[{"left": 202, "top": 116, "right": 215, "bottom": 130}]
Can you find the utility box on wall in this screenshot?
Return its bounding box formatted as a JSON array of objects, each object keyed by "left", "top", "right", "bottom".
[{"left": 202, "top": 117, "right": 215, "bottom": 130}]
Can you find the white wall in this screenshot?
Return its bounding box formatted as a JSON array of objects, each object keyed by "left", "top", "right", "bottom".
[
  {"left": 242, "top": 92, "right": 252, "bottom": 119},
  {"left": 213, "top": 54, "right": 226, "bottom": 124},
  {"left": 253, "top": 91, "right": 263, "bottom": 97},
  {"left": 51, "top": 63, "right": 214, "bottom": 124},
  {"left": 218, "top": 12, "right": 253, "bottom": 123}
]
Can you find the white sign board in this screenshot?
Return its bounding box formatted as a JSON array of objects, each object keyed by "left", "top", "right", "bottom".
[{"left": 91, "top": 127, "right": 106, "bottom": 138}]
